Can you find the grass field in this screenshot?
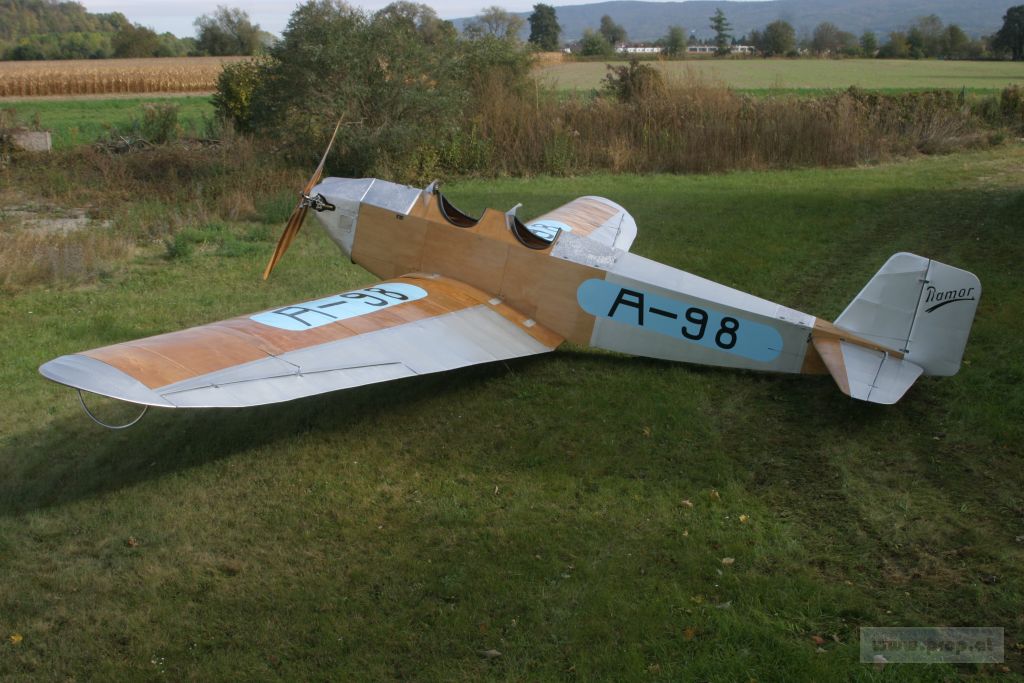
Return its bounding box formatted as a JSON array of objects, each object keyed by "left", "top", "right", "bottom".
[
  {"left": 3, "top": 95, "right": 216, "bottom": 148},
  {"left": 539, "top": 58, "right": 1024, "bottom": 93},
  {"left": 1, "top": 146, "right": 1022, "bottom": 679}
]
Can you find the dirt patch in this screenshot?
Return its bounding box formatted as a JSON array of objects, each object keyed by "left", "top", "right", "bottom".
[{"left": 0, "top": 203, "right": 112, "bottom": 236}]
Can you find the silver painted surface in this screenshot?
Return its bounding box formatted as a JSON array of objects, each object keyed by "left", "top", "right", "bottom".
[
  {"left": 39, "top": 355, "right": 174, "bottom": 407},
  {"left": 834, "top": 253, "right": 981, "bottom": 376},
  {"left": 610, "top": 253, "right": 795, "bottom": 321},
  {"left": 589, "top": 255, "right": 814, "bottom": 373},
  {"left": 903, "top": 259, "right": 980, "bottom": 376},
  {"left": 311, "top": 177, "right": 423, "bottom": 257},
  {"left": 838, "top": 340, "right": 923, "bottom": 404},
  {"left": 835, "top": 252, "right": 928, "bottom": 351},
  {"left": 150, "top": 305, "right": 555, "bottom": 408},
  {"left": 550, "top": 232, "right": 625, "bottom": 270}
]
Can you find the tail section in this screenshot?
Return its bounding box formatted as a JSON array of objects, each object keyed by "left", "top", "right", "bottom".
[{"left": 813, "top": 253, "right": 980, "bottom": 404}]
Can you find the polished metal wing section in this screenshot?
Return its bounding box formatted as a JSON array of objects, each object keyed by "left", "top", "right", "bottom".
[{"left": 39, "top": 274, "right": 563, "bottom": 408}]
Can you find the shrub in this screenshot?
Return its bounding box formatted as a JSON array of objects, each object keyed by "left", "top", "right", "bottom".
[
  {"left": 602, "top": 60, "right": 666, "bottom": 103},
  {"left": 471, "top": 79, "right": 988, "bottom": 176},
  {"left": 139, "top": 103, "right": 181, "bottom": 144},
  {"left": 212, "top": 58, "right": 264, "bottom": 133},
  {"left": 999, "top": 85, "right": 1024, "bottom": 131}
]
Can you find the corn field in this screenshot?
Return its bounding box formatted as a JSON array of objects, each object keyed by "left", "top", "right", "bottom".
[{"left": 0, "top": 57, "right": 250, "bottom": 97}]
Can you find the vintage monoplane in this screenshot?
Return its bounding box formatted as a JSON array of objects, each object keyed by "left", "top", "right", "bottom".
[{"left": 40, "top": 128, "right": 981, "bottom": 426}]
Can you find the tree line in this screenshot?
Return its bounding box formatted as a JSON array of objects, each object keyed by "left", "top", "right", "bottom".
[
  {"left": 1, "top": 0, "right": 269, "bottom": 60},
  {"left": 557, "top": 4, "right": 1024, "bottom": 61},
  {"left": 4, "top": 0, "right": 1022, "bottom": 62}
]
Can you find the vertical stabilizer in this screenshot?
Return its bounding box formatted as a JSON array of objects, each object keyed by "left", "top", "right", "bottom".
[{"left": 834, "top": 252, "right": 980, "bottom": 377}]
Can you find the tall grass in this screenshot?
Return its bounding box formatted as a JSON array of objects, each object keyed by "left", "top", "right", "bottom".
[
  {"left": 0, "top": 81, "right": 1011, "bottom": 291},
  {"left": 1, "top": 133, "right": 302, "bottom": 291},
  {"left": 461, "top": 73, "right": 991, "bottom": 177},
  {"left": 0, "top": 230, "right": 131, "bottom": 290}
]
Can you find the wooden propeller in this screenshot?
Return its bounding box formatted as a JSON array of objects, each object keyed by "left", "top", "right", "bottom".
[{"left": 262, "top": 118, "right": 344, "bottom": 280}]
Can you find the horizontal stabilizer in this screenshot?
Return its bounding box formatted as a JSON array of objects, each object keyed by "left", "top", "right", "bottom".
[{"left": 812, "top": 337, "right": 923, "bottom": 404}]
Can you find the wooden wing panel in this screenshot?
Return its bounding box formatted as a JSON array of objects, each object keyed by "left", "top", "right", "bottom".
[
  {"left": 525, "top": 196, "right": 638, "bottom": 251},
  {"left": 40, "top": 274, "right": 563, "bottom": 408}
]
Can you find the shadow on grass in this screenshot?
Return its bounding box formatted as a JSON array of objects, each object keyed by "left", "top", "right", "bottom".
[
  {"left": 0, "top": 356, "right": 538, "bottom": 517},
  {"left": 1, "top": 348, "right": 861, "bottom": 518}
]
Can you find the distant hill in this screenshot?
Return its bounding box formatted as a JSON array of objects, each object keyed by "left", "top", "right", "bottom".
[{"left": 456, "top": 0, "right": 1010, "bottom": 42}]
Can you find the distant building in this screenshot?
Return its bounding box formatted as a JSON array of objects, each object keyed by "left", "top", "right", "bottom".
[
  {"left": 616, "top": 44, "right": 663, "bottom": 54},
  {"left": 686, "top": 44, "right": 754, "bottom": 55}
]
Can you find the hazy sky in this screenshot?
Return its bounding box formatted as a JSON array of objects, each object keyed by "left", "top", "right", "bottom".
[{"left": 79, "top": 0, "right": 598, "bottom": 37}]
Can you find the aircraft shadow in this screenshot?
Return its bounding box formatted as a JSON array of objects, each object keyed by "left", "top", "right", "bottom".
[{"left": 0, "top": 348, "right": 885, "bottom": 518}]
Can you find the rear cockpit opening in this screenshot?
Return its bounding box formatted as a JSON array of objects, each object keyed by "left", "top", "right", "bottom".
[{"left": 509, "top": 214, "right": 554, "bottom": 250}]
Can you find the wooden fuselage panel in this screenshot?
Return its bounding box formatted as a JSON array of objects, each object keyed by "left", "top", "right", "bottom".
[{"left": 352, "top": 198, "right": 603, "bottom": 345}]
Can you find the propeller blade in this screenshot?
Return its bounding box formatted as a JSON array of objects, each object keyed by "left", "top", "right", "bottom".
[
  {"left": 262, "top": 202, "right": 308, "bottom": 280},
  {"left": 262, "top": 118, "right": 344, "bottom": 280}
]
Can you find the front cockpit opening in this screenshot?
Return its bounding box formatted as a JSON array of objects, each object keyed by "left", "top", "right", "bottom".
[{"left": 434, "top": 187, "right": 479, "bottom": 228}]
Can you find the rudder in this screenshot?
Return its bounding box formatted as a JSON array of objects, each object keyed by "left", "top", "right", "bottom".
[{"left": 834, "top": 252, "right": 980, "bottom": 377}]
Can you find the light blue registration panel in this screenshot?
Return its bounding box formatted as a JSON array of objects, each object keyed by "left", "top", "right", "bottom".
[
  {"left": 251, "top": 283, "right": 427, "bottom": 331},
  {"left": 577, "top": 279, "right": 783, "bottom": 363},
  {"left": 526, "top": 219, "right": 573, "bottom": 242}
]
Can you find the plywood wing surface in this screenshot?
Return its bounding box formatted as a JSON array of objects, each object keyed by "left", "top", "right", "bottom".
[
  {"left": 524, "top": 196, "right": 637, "bottom": 251},
  {"left": 40, "top": 275, "right": 563, "bottom": 408}
]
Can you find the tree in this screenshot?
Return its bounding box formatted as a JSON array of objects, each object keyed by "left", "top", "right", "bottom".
[
  {"left": 860, "top": 31, "right": 878, "bottom": 56},
  {"left": 527, "top": 3, "right": 560, "bottom": 51},
  {"left": 709, "top": 8, "right": 732, "bottom": 55},
  {"left": 663, "top": 25, "right": 686, "bottom": 57},
  {"left": 942, "top": 24, "right": 969, "bottom": 58},
  {"left": 598, "top": 15, "right": 626, "bottom": 45},
  {"left": 908, "top": 14, "right": 944, "bottom": 57},
  {"left": 111, "top": 23, "right": 160, "bottom": 57},
  {"left": 579, "top": 28, "right": 613, "bottom": 56},
  {"left": 993, "top": 5, "right": 1024, "bottom": 60},
  {"left": 374, "top": 1, "right": 454, "bottom": 45},
  {"left": 761, "top": 20, "right": 795, "bottom": 56},
  {"left": 241, "top": 0, "right": 529, "bottom": 179},
  {"left": 155, "top": 31, "right": 190, "bottom": 57},
  {"left": 878, "top": 31, "right": 910, "bottom": 58},
  {"left": 811, "top": 21, "right": 842, "bottom": 55},
  {"left": 194, "top": 6, "right": 262, "bottom": 56},
  {"left": 747, "top": 29, "right": 763, "bottom": 52},
  {"left": 464, "top": 6, "right": 524, "bottom": 41}
]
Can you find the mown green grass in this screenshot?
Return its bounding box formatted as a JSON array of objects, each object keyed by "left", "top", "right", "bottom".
[
  {"left": 540, "top": 58, "right": 1024, "bottom": 94},
  {"left": 1, "top": 146, "right": 1022, "bottom": 680},
  {"left": 2, "top": 95, "right": 215, "bottom": 149}
]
